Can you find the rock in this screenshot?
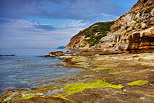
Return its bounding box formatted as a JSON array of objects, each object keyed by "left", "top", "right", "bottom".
[
  {"left": 64, "top": 51, "right": 74, "bottom": 54},
  {"left": 4, "top": 92, "right": 17, "bottom": 101},
  {"left": 40, "top": 55, "right": 51, "bottom": 58},
  {"left": 52, "top": 88, "right": 64, "bottom": 94},
  {"left": 59, "top": 56, "right": 73, "bottom": 63},
  {"left": 150, "top": 8, "right": 154, "bottom": 16},
  {"left": 0, "top": 54, "right": 16, "bottom": 56},
  {"left": 34, "top": 93, "right": 44, "bottom": 96},
  {"left": 66, "top": 0, "right": 154, "bottom": 53},
  {"left": 127, "top": 26, "right": 133, "bottom": 31},
  {"left": 65, "top": 51, "right": 70, "bottom": 53},
  {"left": 150, "top": 17, "right": 154, "bottom": 24},
  {"left": 150, "top": 28, "right": 154, "bottom": 34},
  {"left": 49, "top": 51, "right": 64, "bottom": 57},
  {"left": 41, "top": 51, "right": 65, "bottom": 57},
  {"left": 141, "top": 23, "right": 147, "bottom": 28},
  {"left": 65, "top": 22, "right": 114, "bottom": 49}
]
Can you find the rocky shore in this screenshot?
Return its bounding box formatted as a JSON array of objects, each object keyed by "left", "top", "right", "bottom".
[
  {"left": 0, "top": 0, "right": 153, "bottom": 102},
  {"left": 0, "top": 51, "right": 154, "bottom": 103}
]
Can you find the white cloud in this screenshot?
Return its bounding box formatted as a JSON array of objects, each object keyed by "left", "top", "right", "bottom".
[{"left": 0, "top": 18, "right": 89, "bottom": 48}]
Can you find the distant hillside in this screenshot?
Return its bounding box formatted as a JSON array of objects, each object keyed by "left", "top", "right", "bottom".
[
  {"left": 57, "top": 46, "right": 65, "bottom": 49},
  {"left": 65, "top": 21, "right": 114, "bottom": 49}
]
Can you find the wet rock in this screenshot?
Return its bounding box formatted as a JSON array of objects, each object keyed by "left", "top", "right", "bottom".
[
  {"left": 64, "top": 51, "right": 74, "bottom": 54},
  {"left": 65, "top": 51, "right": 70, "bottom": 54},
  {"left": 49, "top": 51, "right": 64, "bottom": 57},
  {"left": 0, "top": 54, "right": 16, "bottom": 56},
  {"left": 6, "top": 88, "right": 19, "bottom": 92},
  {"left": 52, "top": 88, "right": 64, "bottom": 95},
  {"left": 10, "top": 96, "right": 72, "bottom": 103},
  {"left": 40, "top": 55, "right": 51, "bottom": 58},
  {"left": 3, "top": 92, "right": 17, "bottom": 102},
  {"left": 1, "top": 52, "right": 154, "bottom": 103},
  {"left": 59, "top": 55, "right": 73, "bottom": 60}
]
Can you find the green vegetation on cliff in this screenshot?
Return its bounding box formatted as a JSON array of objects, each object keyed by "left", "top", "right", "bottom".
[{"left": 77, "top": 21, "right": 114, "bottom": 46}]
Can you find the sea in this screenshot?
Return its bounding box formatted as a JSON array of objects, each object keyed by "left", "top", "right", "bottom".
[{"left": 0, "top": 48, "right": 82, "bottom": 94}]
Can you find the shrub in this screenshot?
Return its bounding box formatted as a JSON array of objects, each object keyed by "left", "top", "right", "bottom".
[{"left": 77, "top": 21, "right": 115, "bottom": 46}]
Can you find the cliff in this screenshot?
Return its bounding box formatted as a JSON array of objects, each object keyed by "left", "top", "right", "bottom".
[
  {"left": 65, "top": 22, "right": 114, "bottom": 49},
  {"left": 66, "top": 0, "right": 154, "bottom": 53}
]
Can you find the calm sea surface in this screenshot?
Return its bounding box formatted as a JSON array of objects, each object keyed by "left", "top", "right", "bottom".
[{"left": 0, "top": 48, "right": 82, "bottom": 94}]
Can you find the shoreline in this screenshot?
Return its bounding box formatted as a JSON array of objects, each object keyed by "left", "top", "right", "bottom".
[{"left": 0, "top": 52, "right": 154, "bottom": 103}]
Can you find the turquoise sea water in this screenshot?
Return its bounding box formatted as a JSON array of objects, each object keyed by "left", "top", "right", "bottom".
[{"left": 0, "top": 48, "right": 82, "bottom": 94}]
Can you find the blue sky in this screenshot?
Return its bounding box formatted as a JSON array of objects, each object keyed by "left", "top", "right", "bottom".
[{"left": 0, "top": 0, "right": 137, "bottom": 49}]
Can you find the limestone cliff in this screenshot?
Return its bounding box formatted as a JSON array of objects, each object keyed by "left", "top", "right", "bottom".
[
  {"left": 66, "top": 0, "right": 154, "bottom": 53},
  {"left": 95, "top": 0, "right": 154, "bottom": 53}
]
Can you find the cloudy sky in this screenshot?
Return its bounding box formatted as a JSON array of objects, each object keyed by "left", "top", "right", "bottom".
[{"left": 0, "top": 0, "right": 137, "bottom": 49}]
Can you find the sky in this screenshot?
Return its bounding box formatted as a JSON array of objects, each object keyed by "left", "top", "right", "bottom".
[{"left": 0, "top": 0, "right": 138, "bottom": 49}]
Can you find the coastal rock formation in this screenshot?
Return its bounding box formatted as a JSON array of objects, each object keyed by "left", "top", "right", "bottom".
[
  {"left": 49, "top": 51, "right": 64, "bottom": 56},
  {"left": 66, "top": 0, "right": 154, "bottom": 53},
  {"left": 66, "top": 22, "right": 114, "bottom": 49},
  {"left": 41, "top": 51, "right": 64, "bottom": 57}
]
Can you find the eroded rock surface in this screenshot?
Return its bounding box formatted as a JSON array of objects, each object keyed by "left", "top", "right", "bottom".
[
  {"left": 1, "top": 53, "right": 154, "bottom": 103},
  {"left": 66, "top": 0, "right": 154, "bottom": 53}
]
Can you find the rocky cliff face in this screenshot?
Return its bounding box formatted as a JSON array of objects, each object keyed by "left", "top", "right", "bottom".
[
  {"left": 66, "top": 22, "right": 114, "bottom": 49},
  {"left": 66, "top": 0, "right": 154, "bottom": 53},
  {"left": 96, "top": 0, "right": 154, "bottom": 53}
]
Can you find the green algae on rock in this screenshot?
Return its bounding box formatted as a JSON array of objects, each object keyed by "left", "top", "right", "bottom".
[
  {"left": 95, "top": 67, "right": 114, "bottom": 71},
  {"left": 64, "top": 79, "right": 124, "bottom": 95},
  {"left": 21, "top": 94, "right": 36, "bottom": 99},
  {"left": 71, "top": 56, "right": 88, "bottom": 63},
  {"left": 127, "top": 80, "right": 149, "bottom": 86},
  {"left": 53, "top": 78, "right": 124, "bottom": 100},
  {"left": 108, "top": 71, "right": 120, "bottom": 74}
]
